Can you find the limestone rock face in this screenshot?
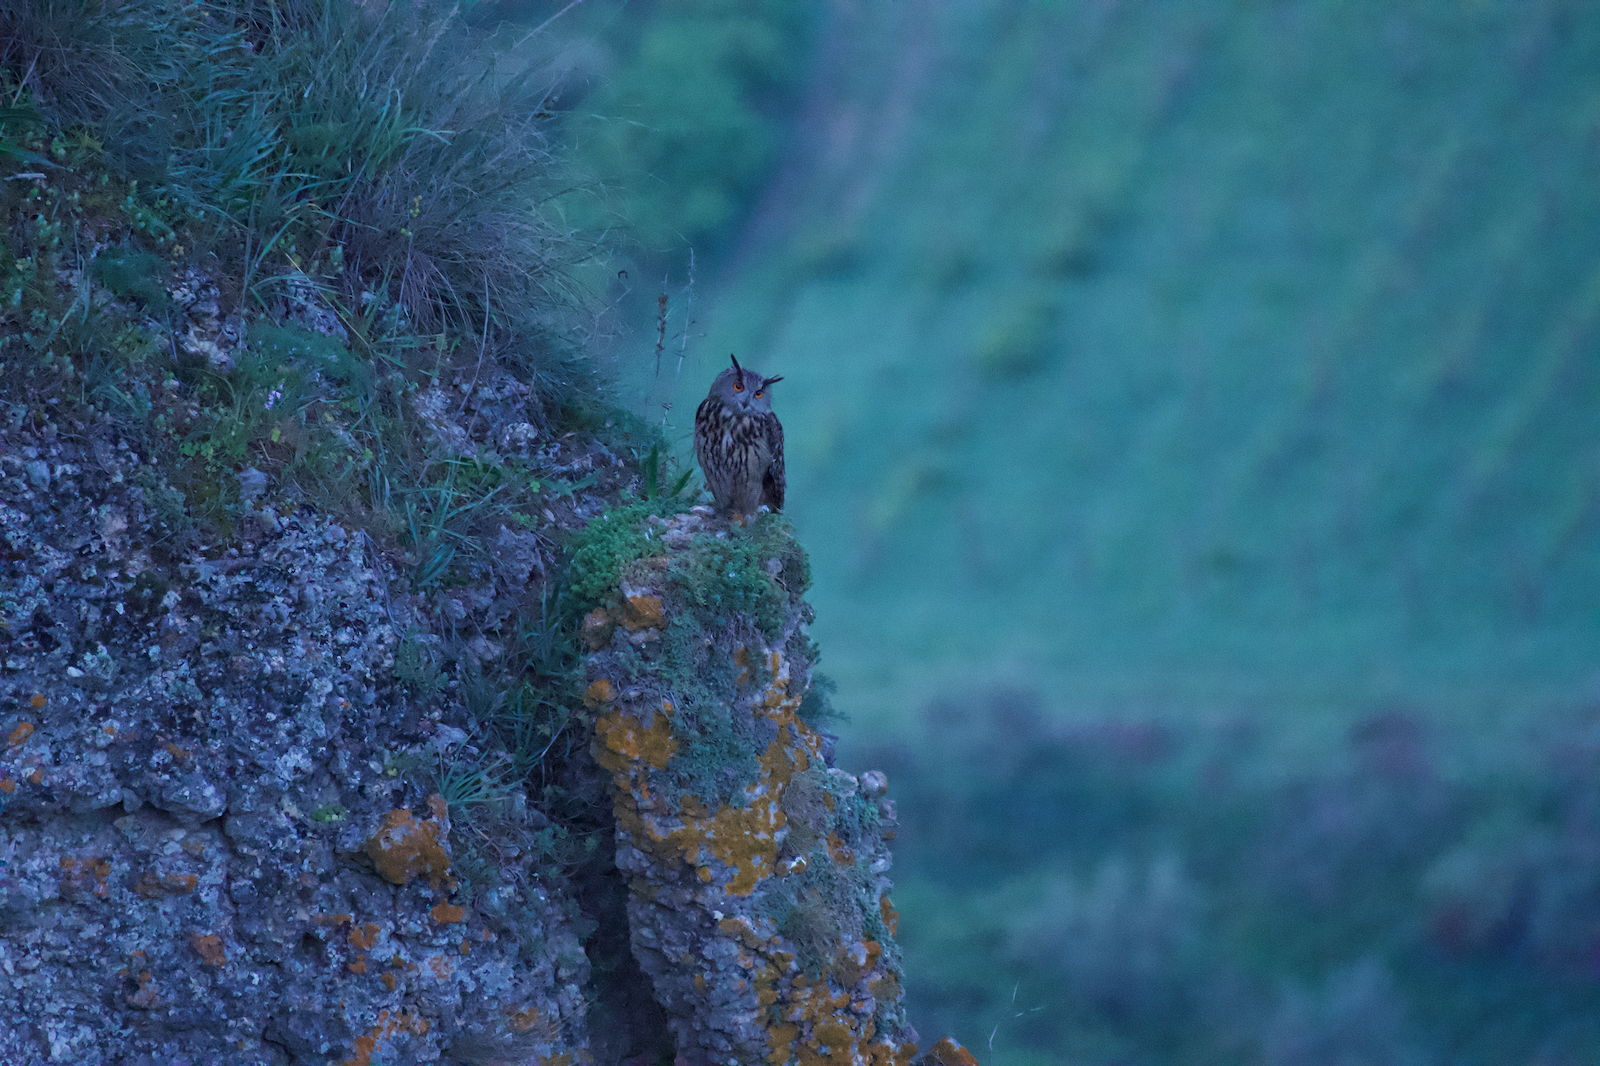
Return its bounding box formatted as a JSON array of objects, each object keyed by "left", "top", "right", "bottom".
[
  {"left": 584, "top": 510, "right": 919, "bottom": 1066},
  {"left": 0, "top": 420, "right": 588, "bottom": 1066},
  {"left": 0, "top": 415, "right": 967, "bottom": 1066}
]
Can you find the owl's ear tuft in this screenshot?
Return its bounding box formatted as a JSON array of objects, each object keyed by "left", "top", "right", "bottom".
[
  {"left": 762, "top": 375, "right": 784, "bottom": 387},
  {"left": 729, "top": 353, "right": 742, "bottom": 373}
]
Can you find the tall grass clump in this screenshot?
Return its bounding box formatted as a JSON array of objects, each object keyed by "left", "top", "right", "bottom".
[
  {"left": 0, "top": 0, "right": 153, "bottom": 129},
  {"left": 213, "top": 1, "right": 593, "bottom": 365},
  {"left": 3, "top": 0, "right": 597, "bottom": 390},
  {"left": 0, "top": 0, "right": 636, "bottom": 556}
]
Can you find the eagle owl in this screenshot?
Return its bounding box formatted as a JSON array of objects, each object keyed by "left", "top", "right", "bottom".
[{"left": 694, "top": 354, "right": 785, "bottom": 515}]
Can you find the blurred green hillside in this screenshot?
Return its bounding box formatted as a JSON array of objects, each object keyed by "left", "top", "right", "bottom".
[
  {"left": 556, "top": 0, "right": 813, "bottom": 261},
  {"left": 650, "top": 0, "right": 1600, "bottom": 738}
]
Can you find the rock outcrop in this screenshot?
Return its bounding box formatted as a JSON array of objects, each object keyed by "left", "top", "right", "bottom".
[
  {"left": 582, "top": 508, "right": 918, "bottom": 1066},
  {"left": 0, "top": 411, "right": 967, "bottom": 1065}
]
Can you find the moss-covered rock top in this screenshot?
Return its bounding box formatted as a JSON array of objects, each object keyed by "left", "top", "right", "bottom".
[{"left": 581, "top": 508, "right": 918, "bottom": 1066}]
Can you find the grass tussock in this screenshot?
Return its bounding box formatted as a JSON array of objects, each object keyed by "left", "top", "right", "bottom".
[
  {"left": 0, "top": 0, "right": 641, "bottom": 553},
  {"left": 3, "top": 0, "right": 598, "bottom": 382}
]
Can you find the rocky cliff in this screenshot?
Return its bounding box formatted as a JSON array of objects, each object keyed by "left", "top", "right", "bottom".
[
  {"left": 580, "top": 507, "right": 915, "bottom": 1065},
  {"left": 0, "top": 400, "right": 596, "bottom": 1064},
  {"left": 0, "top": 383, "right": 971, "bottom": 1065}
]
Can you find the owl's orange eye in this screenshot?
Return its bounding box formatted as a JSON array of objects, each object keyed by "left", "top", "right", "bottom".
[
  {"left": 733, "top": 381, "right": 744, "bottom": 392},
  {"left": 754, "top": 391, "right": 763, "bottom": 398}
]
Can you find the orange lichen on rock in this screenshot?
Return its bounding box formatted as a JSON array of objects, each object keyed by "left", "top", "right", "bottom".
[
  {"left": 593, "top": 706, "right": 678, "bottom": 772},
  {"left": 879, "top": 897, "right": 900, "bottom": 936},
  {"left": 28, "top": 694, "right": 45, "bottom": 708},
  {"left": 767, "top": 1022, "right": 801, "bottom": 1063},
  {"left": 832, "top": 940, "right": 881, "bottom": 989},
  {"left": 365, "top": 799, "right": 454, "bottom": 889},
  {"left": 620, "top": 592, "right": 665, "bottom": 631},
  {"left": 762, "top": 732, "right": 808, "bottom": 790},
  {"left": 505, "top": 1006, "right": 558, "bottom": 1037},
  {"left": 190, "top": 933, "right": 227, "bottom": 967},
  {"left": 604, "top": 683, "right": 823, "bottom": 897},
  {"left": 7, "top": 721, "right": 33, "bottom": 747},
  {"left": 921, "top": 1038, "right": 978, "bottom": 1066},
  {"left": 871, "top": 1042, "right": 920, "bottom": 1066},
  {"left": 59, "top": 855, "right": 111, "bottom": 898},
  {"left": 349, "top": 923, "right": 381, "bottom": 950},
  {"left": 674, "top": 795, "right": 784, "bottom": 896},
  {"left": 120, "top": 953, "right": 162, "bottom": 1010},
  {"left": 764, "top": 965, "right": 917, "bottom": 1066},
  {"left": 430, "top": 903, "right": 466, "bottom": 923},
  {"left": 338, "top": 1008, "right": 432, "bottom": 1066},
  {"left": 583, "top": 678, "right": 616, "bottom": 708},
  {"left": 592, "top": 623, "right": 918, "bottom": 1065},
  {"left": 127, "top": 969, "right": 159, "bottom": 1009}
]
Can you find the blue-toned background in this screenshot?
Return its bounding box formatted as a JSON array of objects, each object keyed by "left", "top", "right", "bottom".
[{"left": 543, "top": 1, "right": 1600, "bottom": 1060}]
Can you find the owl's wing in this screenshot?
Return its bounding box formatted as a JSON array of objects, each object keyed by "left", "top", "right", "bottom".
[
  {"left": 760, "top": 412, "right": 785, "bottom": 512},
  {"left": 692, "top": 395, "right": 715, "bottom": 471}
]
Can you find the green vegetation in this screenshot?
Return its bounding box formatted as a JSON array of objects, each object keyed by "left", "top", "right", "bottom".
[
  {"left": 666, "top": 514, "right": 809, "bottom": 638},
  {"left": 568, "top": 503, "right": 806, "bottom": 635},
  {"left": 2, "top": 0, "right": 595, "bottom": 346},
  {"left": 0, "top": 0, "right": 605, "bottom": 550},
  {"left": 568, "top": 0, "right": 815, "bottom": 260},
  {"left": 871, "top": 702, "right": 1600, "bottom": 1066},
  {"left": 566, "top": 499, "right": 686, "bottom": 609}
]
